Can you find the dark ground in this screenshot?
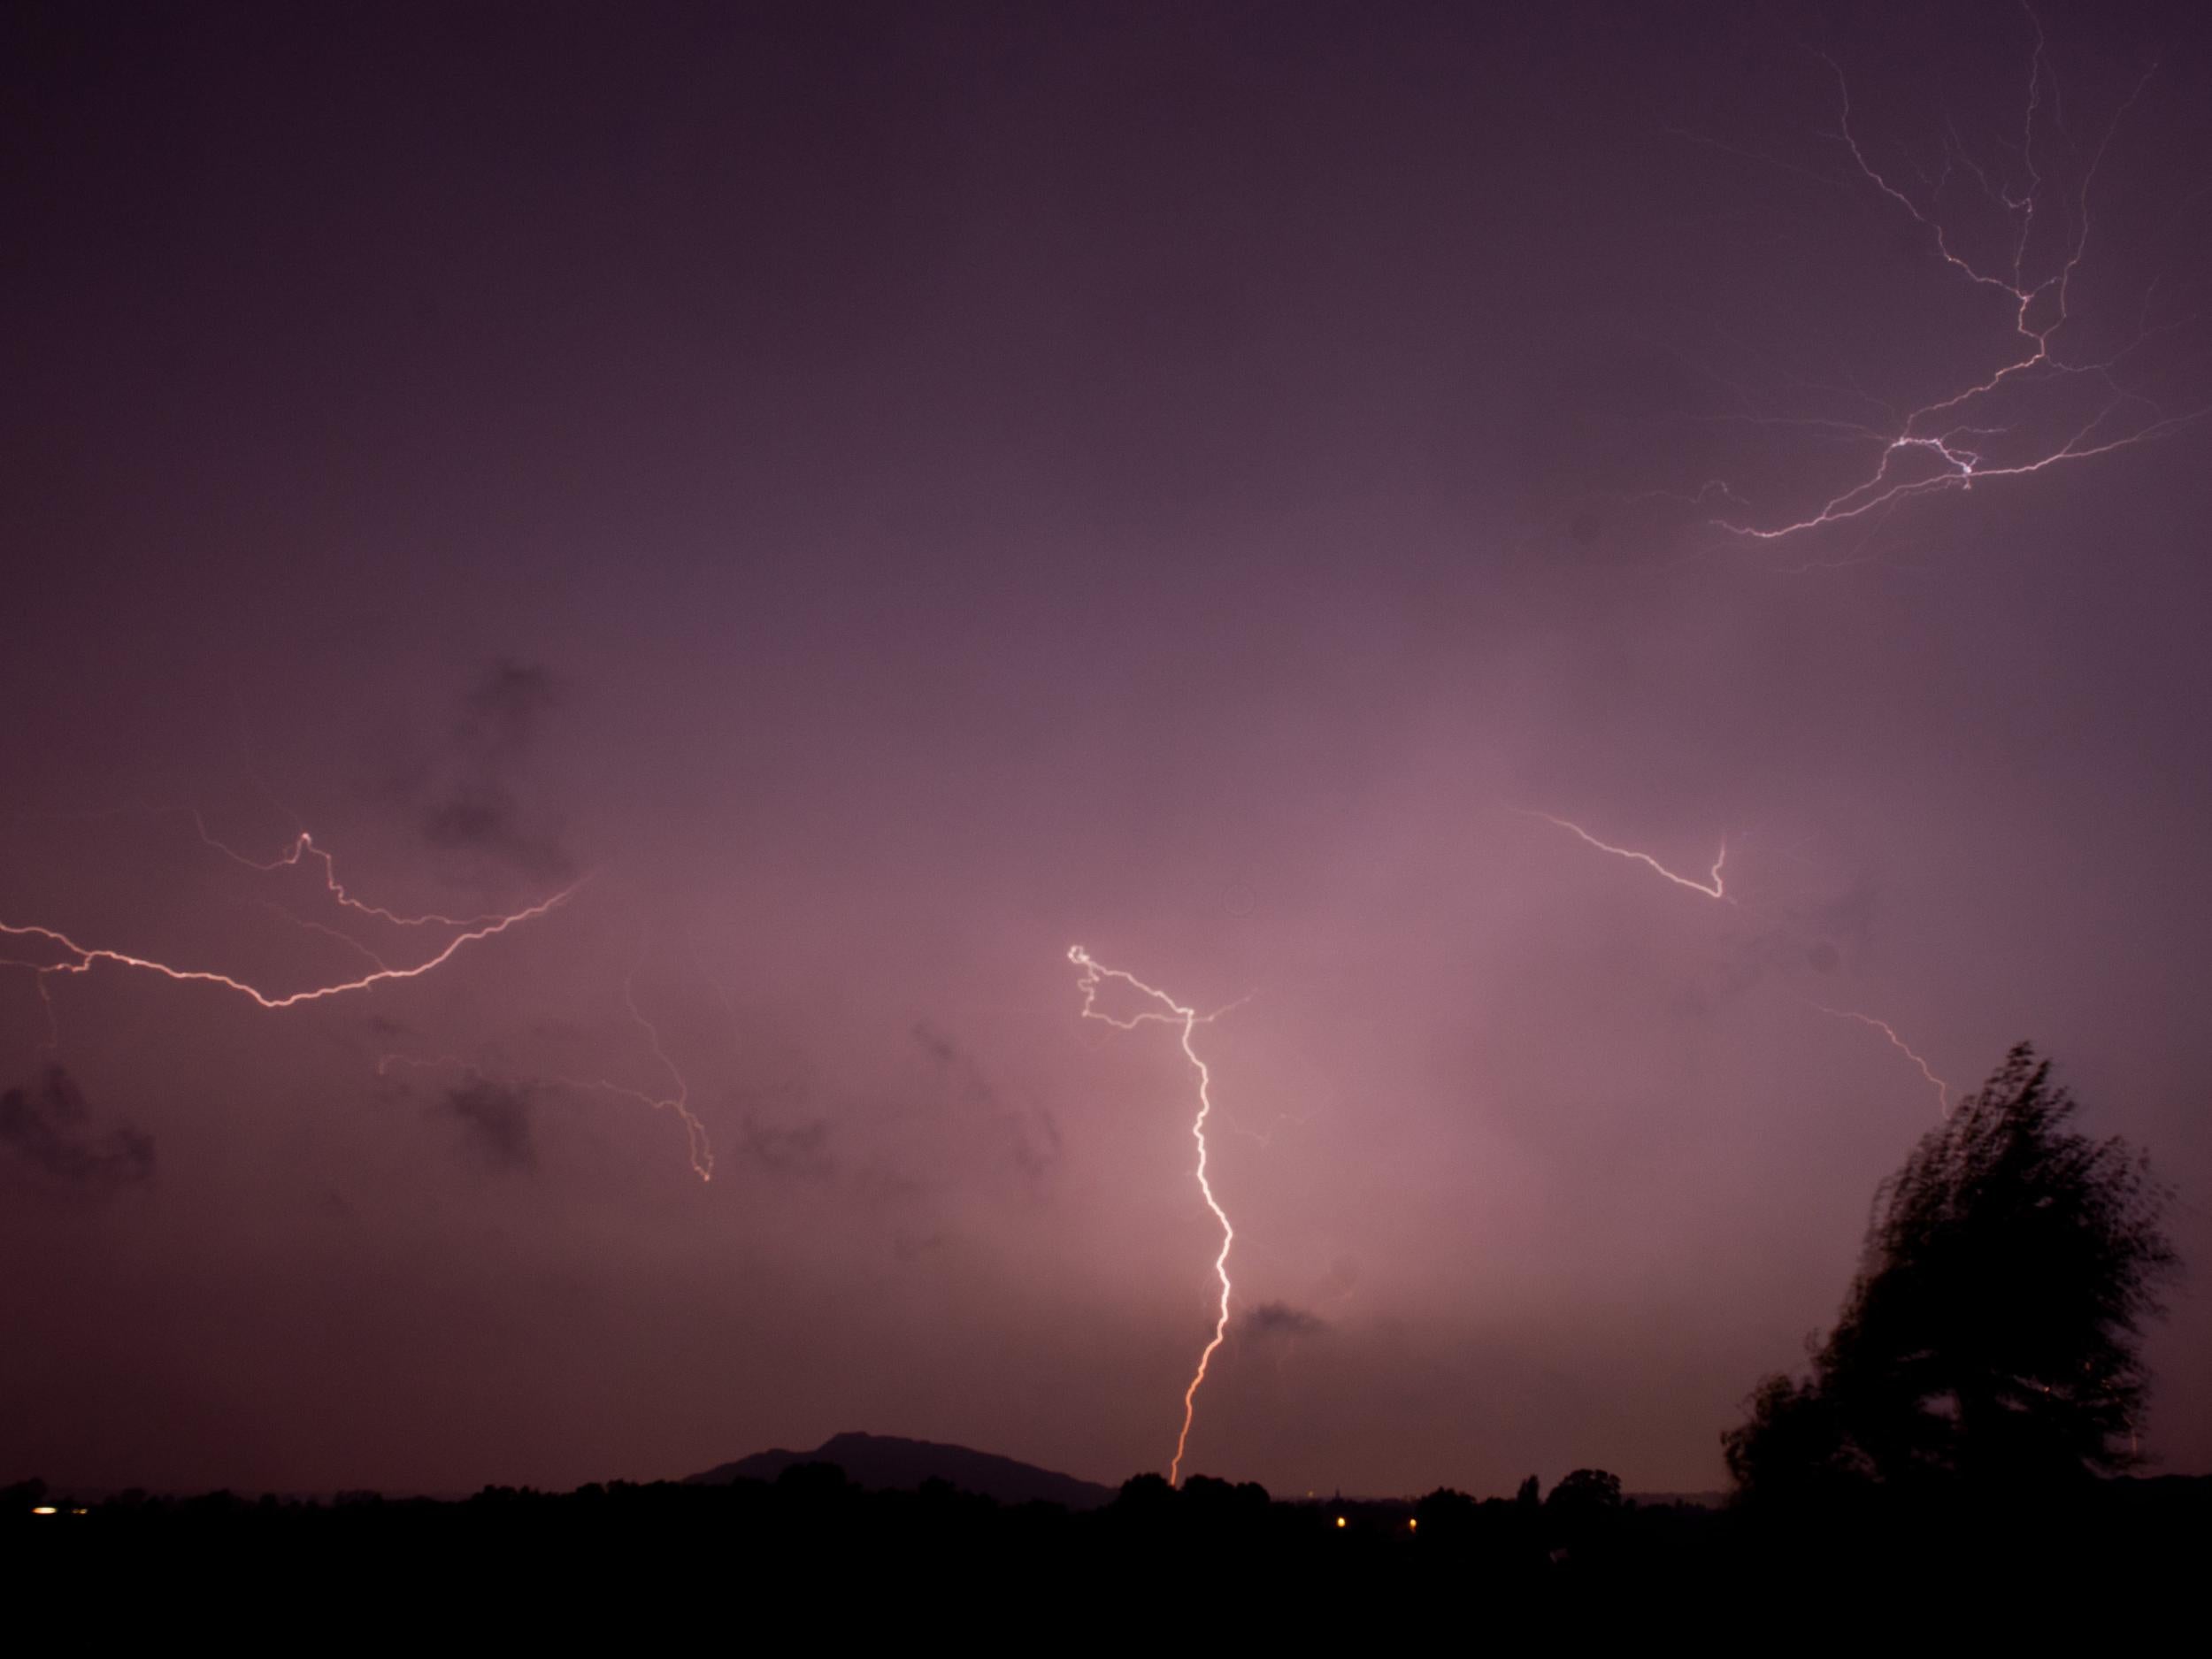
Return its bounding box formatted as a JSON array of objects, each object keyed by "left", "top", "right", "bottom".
[{"left": 8, "top": 1465, "right": 2204, "bottom": 1634}]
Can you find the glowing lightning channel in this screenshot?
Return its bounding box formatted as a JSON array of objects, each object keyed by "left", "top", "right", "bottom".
[
  {"left": 584, "top": 961, "right": 714, "bottom": 1181},
  {"left": 377, "top": 978, "right": 716, "bottom": 1185},
  {"left": 1, "top": 887, "right": 579, "bottom": 1010},
  {"left": 1699, "top": 16, "right": 2205, "bottom": 544},
  {"left": 1810, "top": 1003, "right": 1952, "bottom": 1116},
  {"left": 1067, "top": 944, "right": 1236, "bottom": 1486},
  {"left": 1, "top": 818, "right": 580, "bottom": 1011},
  {"left": 3, "top": 804, "right": 719, "bottom": 1182},
  {"left": 1519, "top": 811, "right": 1730, "bottom": 901},
  {"left": 193, "top": 811, "right": 518, "bottom": 928}
]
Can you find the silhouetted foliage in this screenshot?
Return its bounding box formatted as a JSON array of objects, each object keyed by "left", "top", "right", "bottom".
[
  {"left": 12, "top": 1460, "right": 2210, "bottom": 1623},
  {"left": 3, "top": 1479, "right": 48, "bottom": 1516},
  {"left": 1414, "top": 1486, "right": 1479, "bottom": 1534},
  {"left": 1179, "top": 1473, "right": 1271, "bottom": 1515},
  {"left": 1112, "top": 1471, "right": 1175, "bottom": 1517},
  {"left": 1545, "top": 1468, "right": 1623, "bottom": 1514},
  {"left": 1722, "top": 1375, "right": 1865, "bottom": 1506},
  {"left": 773, "top": 1459, "right": 853, "bottom": 1500},
  {"left": 1728, "top": 1044, "right": 2177, "bottom": 1501},
  {"left": 1541, "top": 1468, "right": 1626, "bottom": 1563}
]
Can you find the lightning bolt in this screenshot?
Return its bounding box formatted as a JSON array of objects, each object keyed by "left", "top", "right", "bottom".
[
  {"left": 1519, "top": 810, "right": 1730, "bottom": 900},
  {"left": 1693, "top": 11, "right": 2205, "bottom": 544},
  {"left": 591, "top": 956, "right": 714, "bottom": 1180},
  {"left": 192, "top": 811, "right": 519, "bottom": 928},
  {"left": 1, "top": 807, "right": 733, "bottom": 1179},
  {"left": 1520, "top": 813, "right": 1958, "bottom": 1124},
  {"left": 211, "top": 795, "right": 705, "bottom": 1171},
  {"left": 1810, "top": 1003, "right": 1951, "bottom": 1116},
  {"left": 1, "top": 885, "right": 578, "bottom": 1010},
  {"left": 3, "top": 807, "right": 578, "bottom": 1015},
  {"left": 1067, "top": 944, "right": 1236, "bottom": 1486},
  {"left": 376, "top": 967, "right": 716, "bottom": 1185}
]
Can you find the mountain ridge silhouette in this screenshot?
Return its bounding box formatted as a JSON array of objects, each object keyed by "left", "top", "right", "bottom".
[{"left": 682, "top": 1431, "right": 1117, "bottom": 1509}]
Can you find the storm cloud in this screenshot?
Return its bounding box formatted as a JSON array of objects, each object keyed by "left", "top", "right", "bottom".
[
  {"left": 439, "top": 1079, "right": 538, "bottom": 1171},
  {"left": 0, "top": 1068, "right": 155, "bottom": 1194},
  {"left": 409, "top": 660, "right": 575, "bottom": 883}
]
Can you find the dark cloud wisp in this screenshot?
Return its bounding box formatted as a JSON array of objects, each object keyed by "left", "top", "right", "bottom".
[{"left": 0, "top": 1067, "right": 155, "bottom": 1194}]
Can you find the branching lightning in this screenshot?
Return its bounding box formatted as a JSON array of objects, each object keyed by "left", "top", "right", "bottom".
[
  {"left": 376, "top": 965, "right": 716, "bottom": 1184},
  {"left": 1518, "top": 813, "right": 1955, "bottom": 1123},
  {"left": 1810, "top": 1003, "right": 1951, "bottom": 1116},
  {"left": 1698, "top": 11, "right": 2204, "bottom": 544},
  {"left": 4, "top": 808, "right": 577, "bottom": 1012},
  {"left": 2, "top": 809, "right": 728, "bottom": 1179},
  {"left": 1520, "top": 810, "right": 1730, "bottom": 901},
  {"left": 193, "top": 811, "right": 518, "bottom": 929},
  {"left": 1, "top": 887, "right": 577, "bottom": 1010},
  {"left": 1067, "top": 944, "right": 1237, "bottom": 1486},
  {"left": 584, "top": 958, "right": 714, "bottom": 1180}
]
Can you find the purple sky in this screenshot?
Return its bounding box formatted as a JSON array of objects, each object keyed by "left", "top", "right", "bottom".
[{"left": 4, "top": 0, "right": 2209, "bottom": 1498}]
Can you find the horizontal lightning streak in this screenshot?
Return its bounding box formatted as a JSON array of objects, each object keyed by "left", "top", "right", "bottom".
[
  {"left": 0, "top": 810, "right": 730, "bottom": 1179},
  {"left": 2, "top": 885, "right": 580, "bottom": 1009},
  {"left": 1520, "top": 811, "right": 1730, "bottom": 900},
  {"left": 1812, "top": 1004, "right": 1951, "bottom": 1116},
  {"left": 195, "top": 813, "right": 517, "bottom": 928}
]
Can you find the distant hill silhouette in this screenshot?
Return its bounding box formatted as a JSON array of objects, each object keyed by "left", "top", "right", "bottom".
[{"left": 683, "top": 1432, "right": 1115, "bottom": 1509}]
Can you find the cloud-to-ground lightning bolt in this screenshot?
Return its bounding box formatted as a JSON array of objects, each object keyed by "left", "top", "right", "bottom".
[
  {"left": 1067, "top": 945, "right": 1236, "bottom": 1486},
  {"left": 1698, "top": 12, "right": 2205, "bottom": 544},
  {"left": 1518, "top": 810, "right": 1730, "bottom": 901},
  {"left": 1809, "top": 1003, "right": 1951, "bottom": 1117}
]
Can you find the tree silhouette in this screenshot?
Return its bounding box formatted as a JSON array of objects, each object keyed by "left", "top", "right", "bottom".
[
  {"left": 1544, "top": 1469, "right": 1623, "bottom": 1514},
  {"left": 1728, "top": 1045, "right": 2176, "bottom": 1500}
]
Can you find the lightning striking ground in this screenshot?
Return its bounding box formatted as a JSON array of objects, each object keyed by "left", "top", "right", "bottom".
[{"left": 1067, "top": 944, "right": 1237, "bottom": 1486}]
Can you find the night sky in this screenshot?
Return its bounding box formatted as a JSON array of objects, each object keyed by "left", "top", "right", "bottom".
[{"left": 4, "top": 0, "right": 2209, "bottom": 1499}]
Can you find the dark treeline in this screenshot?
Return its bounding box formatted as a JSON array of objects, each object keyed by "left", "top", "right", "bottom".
[{"left": 9, "top": 1462, "right": 2208, "bottom": 1621}]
